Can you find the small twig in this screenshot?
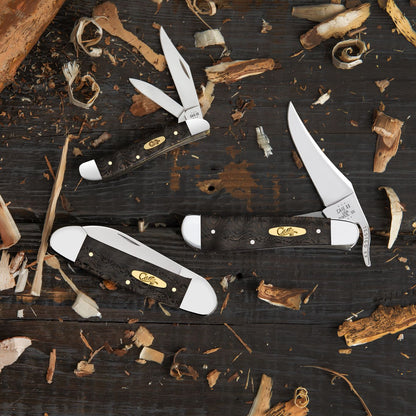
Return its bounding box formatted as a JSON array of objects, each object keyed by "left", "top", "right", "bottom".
[{"left": 224, "top": 323, "right": 252, "bottom": 354}]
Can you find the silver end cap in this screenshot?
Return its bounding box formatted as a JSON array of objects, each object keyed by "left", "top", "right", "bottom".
[
  {"left": 180, "top": 276, "right": 217, "bottom": 315},
  {"left": 181, "top": 215, "right": 201, "bottom": 249},
  {"left": 50, "top": 226, "right": 87, "bottom": 262},
  {"left": 79, "top": 160, "right": 103, "bottom": 181},
  {"left": 330, "top": 220, "right": 360, "bottom": 250}
]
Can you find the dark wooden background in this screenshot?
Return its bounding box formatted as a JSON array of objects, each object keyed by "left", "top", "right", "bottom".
[{"left": 1, "top": 0, "right": 416, "bottom": 414}]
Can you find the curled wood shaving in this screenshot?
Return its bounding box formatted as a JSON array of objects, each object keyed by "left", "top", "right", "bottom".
[
  {"left": 139, "top": 346, "right": 164, "bottom": 364},
  {"left": 219, "top": 274, "right": 236, "bottom": 292},
  {"left": 379, "top": 186, "right": 404, "bottom": 249},
  {"left": 70, "top": 17, "right": 103, "bottom": 57},
  {"left": 292, "top": 4, "right": 346, "bottom": 22},
  {"left": 0, "top": 195, "right": 20, "bottom": 249},
  {"left": 170, "top": 347, "right": 199, "bottom": 380},
  {"left": 332, "top": 39, "right": 367, "bottom": 69},
  {"left": 207, "top": 369, "right": 221, "bottom": 389},
  {"left": 0, "top": 337, "right": 32, "bottom": 373},
  {"left": 93, "top": 2, "right": 166, "bottom": 71},
  {"left": 63, "top": 61, "right": 100, "bottom": 109},
  {"left": 248, "top": 374, "right": 273, "bottom": 416},
  {"left": 304, "top": 366, "right": 372, "bottom": 416},
  {"left": 185, "top": 0, "right": 216, "bottom": 29},
  {"left": 46, "top": 349, "right": 56, "bottom": 384},
  {"left": 256, "top": 126, "right": 273, "bottom": 158},
  {"left": 381, "top": 0, "right": 416, "bottom": 47}
]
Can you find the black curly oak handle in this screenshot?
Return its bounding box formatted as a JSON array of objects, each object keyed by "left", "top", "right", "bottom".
[
  {"left": 74, "top": 236, "right": 190, "bottom": 308},
  {"left": 200, "top": 216, "right": 332, "bottom": 251},
  {"left": 95, "top": 122, "right": 209, "bottom": 180}
]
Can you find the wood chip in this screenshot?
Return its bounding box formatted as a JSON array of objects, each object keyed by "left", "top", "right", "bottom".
[
  {"left": 93, "top": 2, "right": 166, "bottom": 71},
  {"left": 375, "top": 79, "right": 391, "bottom": 93},
  {"left": 74, "top": 360, "right": 95, "bottom": 377},
  {"left": 300, "top": 3, "right": 370, "bottom": 49},
  {"left": 257, "top": 280, "right": 308, "bottom": 310},
  {"left": 46, "top": 349, "right": 56, "bottom": 384},
  {"left": 129, "top": 93, "right": 161, "bottom": 117},
  {"left": 132, "top": 326, "right": 154, "bottom": 348},
  {"left": 205, "top": 59, "right": 277, "bottom": 84},
  {"left": 339, "top": 348, "right": 352, "bottom": 354},
  {"left": 312, "top": 90, "right": 331, "bottom": 105},
  {"left": 379, "top": 186, "right": 404, "bottom": 248},
  {"left": 247, "top": 374, "right": 273, "bottom": 416},
  {"left": 292, "top": 4, "right": 346, "bottom": 22},
  {"left": 194, "top": 29, "right": 226, "bottom": 49},
  {"left": 170, "top": 347, "right": 199, "bottom": 380},
  {"left": 0, "top": 195, "right": 20, "bottom": 249},
  {"left": 198, "top": 81, "right": 215, "bottom": 116},
  {"left": 139, "top": 346, "right": 164, "bottom": 364},
  {"left": 203, "top": 347, "right": 221, "bottom": 354},
  {"left": 338, "top": 304, "right": 416, "bottom": 346},
  {"left": 265, "top": 388, "right": 309, "bottom": 416},
  {"left": 372, "top": 110, "right": 403, "bottom": 173},
  {"left": 207, "top": 369, "right": 221, "bottom": 389},
  {"left": 0, "top": 337, "right": 31, "bottom": 373}
]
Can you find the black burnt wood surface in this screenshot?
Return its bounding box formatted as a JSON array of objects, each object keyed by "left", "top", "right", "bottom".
[{"left": 0, "top": 1, "right": 416, "bottom": 415}]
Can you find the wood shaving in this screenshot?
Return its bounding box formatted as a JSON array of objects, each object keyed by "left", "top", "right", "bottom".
[
  {"left": 0, "top": 195, "right": 20, "bottom": 249},
  {"left": 375, "top": 79, "right": 391, "bottom": 93},
  {"left": 292, "top": 4, "right": 346, "bottom": 22},
  {"left": 194, "top": 29, "right": 226, "bottom": 51},
  {"left": 257, "top": 280, "right": 308, "bottom": 310},
  {"left": 224, "top": 323, "right": 252, "bottom": 354},
  {"left": 0, "top": 251, "right": 15, "bottom": 291},
  {"left": 332, "top": 39, "right": 367, "bottom": 69},
  {"left": 261, "top": 19, "right": 273, "bottom": 33},
  {"left": 70, "top": 17, "right": 103, "bottom": 57},
  {"left": 152, "top": 0, "right": 163, "bottom": 14},
  {"left": 379, "top": 186, "right": 404, "bottom": 249},
  {"left": 220, "top": 292, "right": 230, "bottom": 314},
  {"left": 198, "top": 81, "right": 215, "bottom": 116},
  {"left": 219, "top": 274, "right": 236, "bottom": 292},
  {"left": 256, "top": 126, "right": 273, "bottom": 158},
  {"left": 303, "top": 284, "right": 318, "bottom": 304},
  {"left": 74, "top": 360, "right": 95, "bottom": 377},
  {"left": 203, "top": 347, "right": 221, "bottom": 354},
  {"left": 265, "top": 387, "right": 309, "bottom": 415},
  {"left": 14, "top": 258, "right": 28, "bottom": 293},
  {"left": 304, "top": 366, "right": 372, "bottom": 416},
  {"left": 247, "top": 374, "right": 273, "bottom": 416},
  {"left": 91, "top": 132, "right": 112, "bottom": 148},
  {"left": 170, "top": 348, "right": 199, "bottom": 380},
  {"left": 292, "top": 150, "right": 304, "bottom": 169},
  {"left": 132, "top": 326, "right": 154, "bottom": 348},
  {"left": 339, "top": 348, "right": 352, "bottom": 354},
  {"left": 312, "top": 90, "right": 331, "bottom": 105},
  {"left": 63, "top": 61, "right": 100, "bottom": 109},
  {"left": 93, "top": 2, "right": 166, "bottom": 71},
  {"left": 46, "top": 349, "right": 56, "bottom": 384},
  {"left": 207, "top": 369, "right": 221, "bottom": 389},
  {"left": 185, "top": 0, "right": 216, "bottom": 29},
  {"left": 139, "top": 346, "right": 164, "bottom": 364},
  {"left": 0, "top": 337, "right": 32, "bottom": 373}
]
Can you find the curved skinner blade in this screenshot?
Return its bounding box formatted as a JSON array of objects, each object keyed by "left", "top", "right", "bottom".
[
  {"left": 287, "top": 102, "right": 371, "bottom": 266},
  {"left": 159, "top": 27, "right": 203, "bottom": 122}
]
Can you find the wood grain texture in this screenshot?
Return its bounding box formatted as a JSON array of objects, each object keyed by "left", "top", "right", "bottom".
[{"left": 0, "top": 0, "right": 415, "bottom": 415}]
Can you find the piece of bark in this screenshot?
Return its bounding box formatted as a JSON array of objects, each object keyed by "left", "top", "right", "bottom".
[
  {"left": 132, "top": 326, "right": 154, "bottom": 348},
  {"left": 257, "top": 280, "right": 308, "bottom": 310},
  {"left": 31, "top": 136, "right": 70, "bottom": 296},
  {"left": 207, "top": 369, "right": 221, "bottom": 389},
  {"left": 247, "top": 374, "right": 273, "bottom": 416},
  {"left": 129, "top": 93, "right": 160, "bottom": 117},
  {"left": 92, "top": 2, "right": 166, "bottom": 72},
  {"left": 300, "top": 3, "right": 370, "bottom": 49},
  {"left": 265, "top": 399, "right": 309, "bottom": 416},
  {"left": 0, "top": 0, "right": 66, "bottom": 93},
  {"left": 0, "top": 195, "right": 21, "bottom": 249},
  {"left": 46, "top": 349, "right": 56, "bottom": 384},
  {"left": 139, "top": 346, "right": 164, "bottom": 364},
  {"left": 372, "top": 110, "right": 403, "bottom": 173},
  {"left": 338, "top": 304, "right": 416, "bottom": 346},
  {"left": 0, "top": 337, "right": 31, "bottom": 372},
  {"left": 205, "top": 59, "right": 278, "bottom": 84}
]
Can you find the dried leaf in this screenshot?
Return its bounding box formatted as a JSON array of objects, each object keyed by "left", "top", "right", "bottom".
[
  {"left": 0, "top": 337, "right": 31, "bottom": 372},
  {"left": 379, "top": 186, "right": 404, "bottom": 248}
]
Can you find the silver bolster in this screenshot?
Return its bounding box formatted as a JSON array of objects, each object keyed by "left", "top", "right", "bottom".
[{"left": 330, "top": 220, "right": 360, "bottom": 250}]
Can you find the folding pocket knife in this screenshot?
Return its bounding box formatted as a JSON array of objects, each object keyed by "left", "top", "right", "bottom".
[
  {"left": 50, "top": 225, "right": 217, "bottom": 314},
  {"left": 79, "top": 27, "right": 210, "bottom": 181},
  {"left": 181, "top": 102, "right": 371, "bottom": 267}
]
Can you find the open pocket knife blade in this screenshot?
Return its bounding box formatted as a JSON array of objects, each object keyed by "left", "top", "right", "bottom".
[
  {"left": 50, "top": 225, "right": 217, "bottom": 315},
  {"left": 79, "top": 26, "right": 210, "bottom": 181},
  {"left": 181, "top": 102, "right": 371, "bottom": 267}
]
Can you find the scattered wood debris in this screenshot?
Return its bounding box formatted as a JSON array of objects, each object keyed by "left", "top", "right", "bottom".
[
  {"left": 0, "top": 195, "right": 21, "bottom": 249},
  {"left": 224, "top": 323, "right": 252, "bottom": 354},
  {"left": 312, "top": 90, "right": 331, "bottom": 105},
  {"left": 70, "top": 17, "right": 103, "bottom": 57},
  {"left": 232, "top": 97, "right": 255, "bottom": 123},
  {"left": 257, "top": 280, "right": 308, "bottom": 311},
  {"left": 375, "top": 79, "right": 391, "bottom": 93},
  {"left": 205, "top": 59, "right": 278, "bottom": 84},
  {"left": 220, "top": 274, "right": 236, "bottom": 292},
  {"left": 256, "top": 126, "right": 273, "bottom": 158},
  {"left": 339, "top": 348, "right": 352, "bottom": 354},
  {"left": 338, "top": 304, "right": 416, "bottom": 346},
  {"left": 91, "top": 132, "right": 112, "bottom": 148},
  {"left": 372, "top": 110, "right": 404, "bottom": 173},
  {"left": 207, "top": 369, "right": 221, "bottom": 389},
  {"left": 300, "top": 3, "right": 370, "bottom": 49},
  {"left": 92, "top": 2, "right": 166, "bottom": 71},
  {"left": 14, "top": 257, "right": 29, "bottom": 293},
  {"left": 292, "top": 150, "right": 304, "bottom": 169},
  {"left": 46, "top": 349, "right": 56, "bottom": 384},
  {"left": 303, "top": 284, "right": 318, "bottom": 304},
  {"left": 129, "top": 93, "right": 160, "bottom": 117},
  {"left": 170, "top": 347, "right": 199, "bottom": 380},
  {"left": 0, "top": 0, "right": 66, "bottom": 93},
  {"left": 0, "top": 251, "right": 15, "bottom": 291},
  {"left": 194, "top": 29, "right": 226, "bottom": 52},
  {"left": 379, "top": 0, "right": 416, "bottom": 47},
  {"left": 203, "top": 347, "right": 221, "bottom": 354},
  {"left": 248, "top": 374, "right": 273, "bottom": 416},
  {"left": 31, "top": 136, "right": 70, "bottom": 297},
  {"left": 0, "top": 337, "right": 32, "bottom": 373},
  {"left": 379, "top": 186, "right": 404, "bottom": 249},
  {"left": 132, "top": 326, "right": 154, "bottom": 348},
  {"left": 185, "top": 0, "right": 216, "bottom": 29},
  {"left": 305, "top": 366, "right": 372, "bottom": 416},
  {"left": 63, "top": 61, "right": 100, "bottom": 109},
  {"left": 139, "top": 346, "right": 164, "bottom": 364},
  {"left": 265, "top": 387, "right": 309, "bottom": 416},
  {"left": 220, "top": 292, "right": 230, "bottom": 314},
  {"left": 46, "top": 255, "right": 101, "bottom": 318},
  {"left": 292, "top": 3, "right": 346, "bottom": 22},
  {"left": 74, "top": 360, "right": 95, "bottom": 377},
  {"left": 198, "top": 81, "right": 215, "bottom": 116},
  {"left": 332, "top": 39, "right": 367, "bottom": 69},
  {"left": 261, "top": 19, "right": 273, "bottom": 33}
]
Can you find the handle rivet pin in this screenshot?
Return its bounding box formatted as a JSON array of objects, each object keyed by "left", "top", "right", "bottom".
[
  {"left": 88, "top": 252, "right": 94, "bottom": 257},
  {"left": 211, "top": 229, "right": 215, "bottom": 234},
  {"left": 316, "top": 229, "right": 321, "bottom": 234},
  {"left": 172, "top": 287, "right": 177, "bottom": 292},
  {"left": 173, "top": 131, "right": 178, "bottom": 136},
  {"left": 136, "top": 155, "right": 140, "bottom": 159},
  {"left": 250, "top": 239, "right": 255, "bottom": 245},
  {"left": 108, "top": 161, "right": 112, "bottom": 166},
  {"left": 125, "top": 280, "right": 131, "bottom": 285}
]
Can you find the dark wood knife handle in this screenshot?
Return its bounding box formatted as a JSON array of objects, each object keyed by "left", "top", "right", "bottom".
[
  {"left": 95, "top": 122, "right": 209, "bottom": 179},
  {"left": 74, "top": 236, "right": 190, "bottom": 308},
  {"left": 200, "top": 216, "right": 332, "bottom": 251}
]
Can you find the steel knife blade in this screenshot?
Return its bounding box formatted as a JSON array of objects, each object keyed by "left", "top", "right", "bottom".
[
  {"left": 50, "top": 225, "right": 217, "bottom": 315},
  {"left": 79, "top": 26, "right": 210, "bottom": 181}
]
